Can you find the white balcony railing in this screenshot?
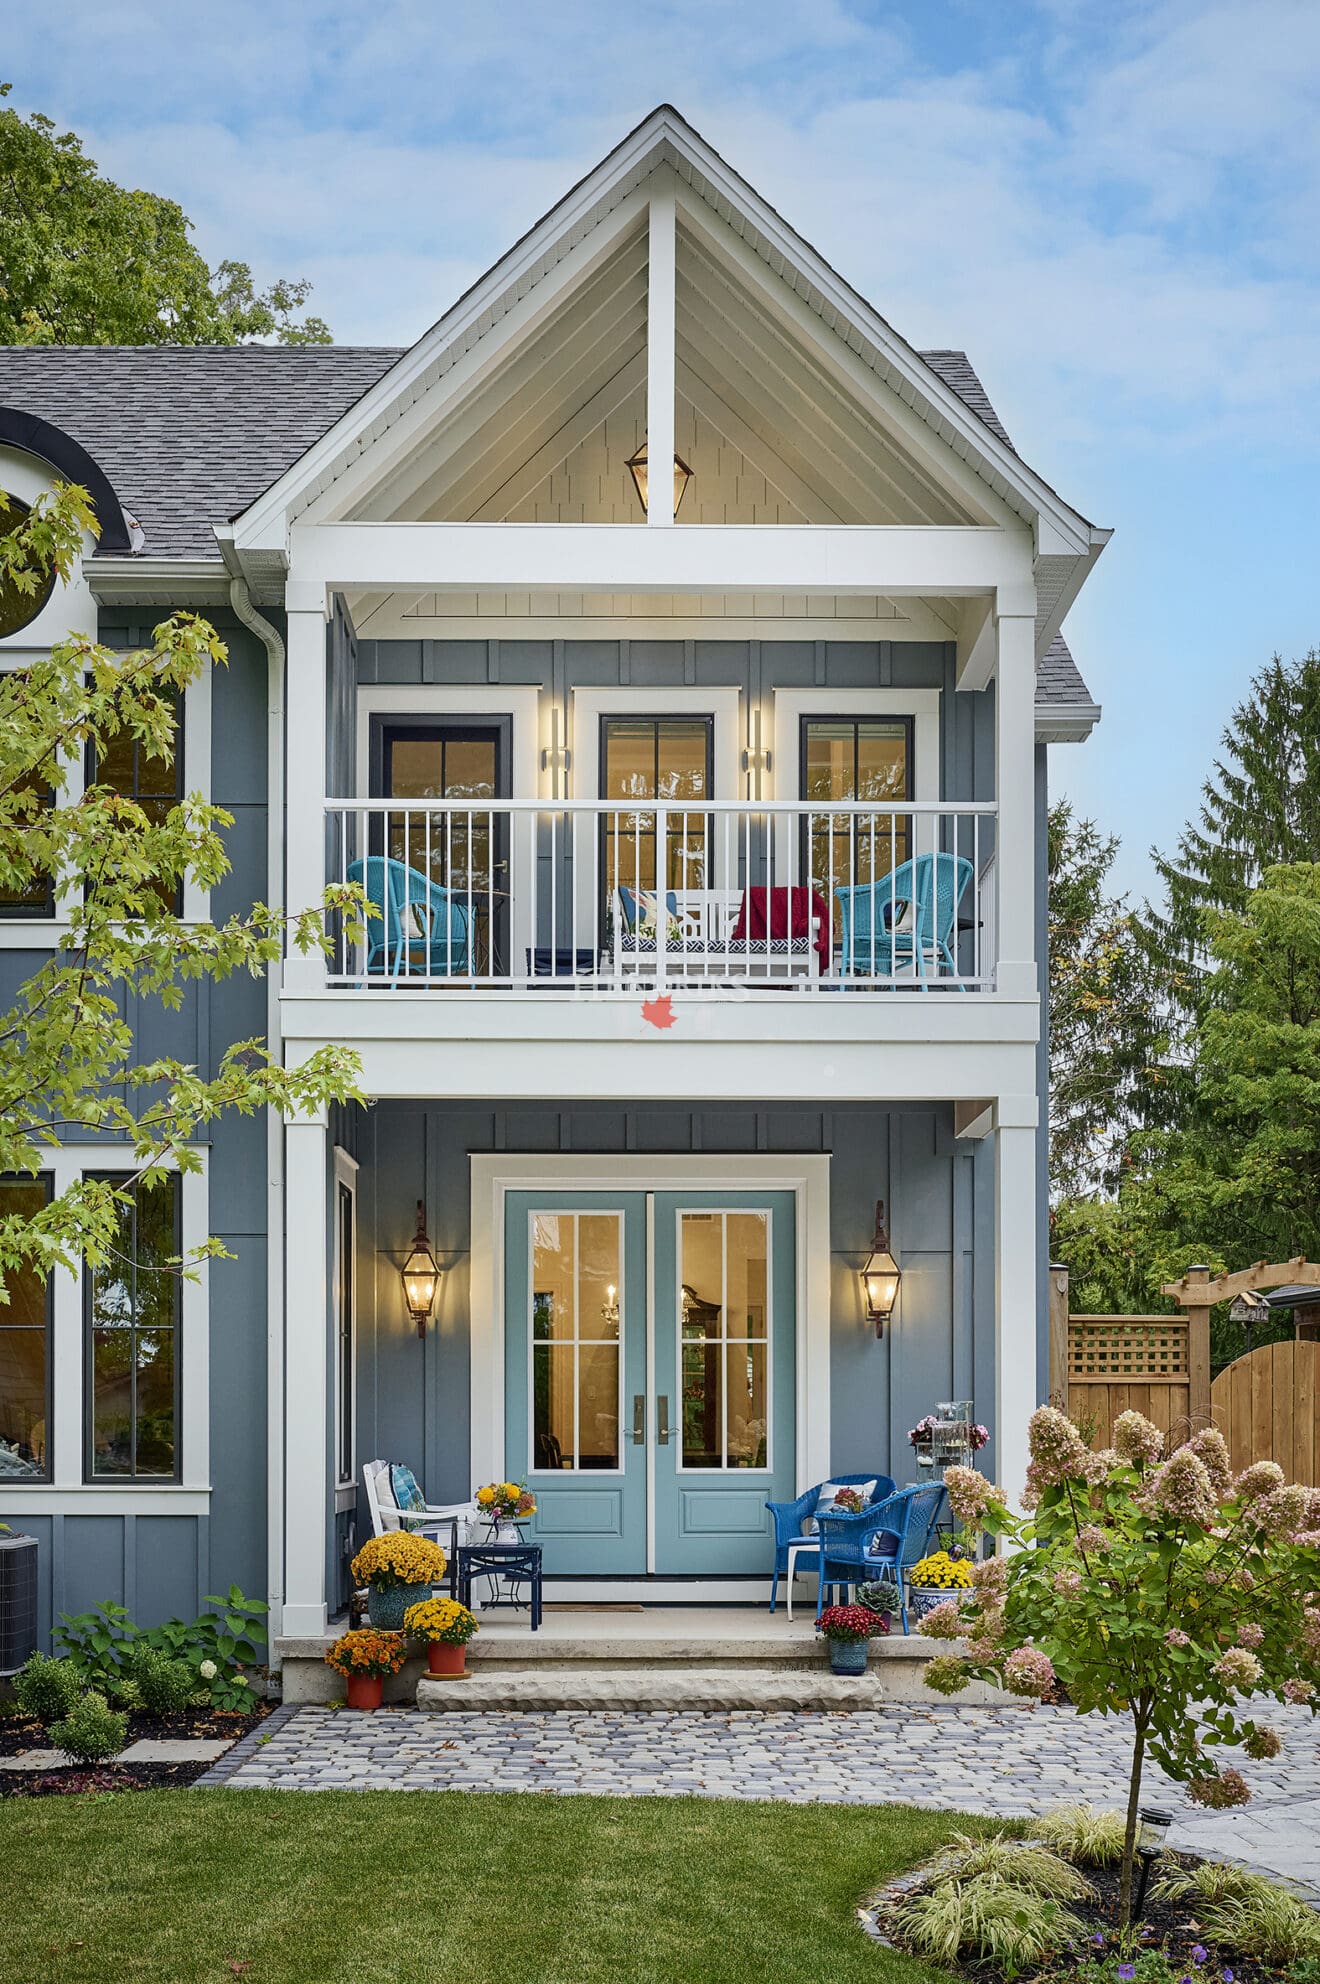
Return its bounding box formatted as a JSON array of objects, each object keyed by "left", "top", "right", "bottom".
[{"left": 321, "top": 799, "right": 997, "bottom": 992}]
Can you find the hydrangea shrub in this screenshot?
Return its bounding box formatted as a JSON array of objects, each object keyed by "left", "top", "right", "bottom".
[{"left": 919, "top": 1406, "right": 1320, "bottom": 1924}]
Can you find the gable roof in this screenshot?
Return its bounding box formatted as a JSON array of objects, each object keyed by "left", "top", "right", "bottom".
[{"left": 0, "top": 339, "right": 1095, "bottom": 719}]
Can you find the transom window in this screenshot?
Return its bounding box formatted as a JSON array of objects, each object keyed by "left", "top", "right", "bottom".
[
  {"left": 679, "top": 1210, "right": 770, "bottom": 1471},
  {"left": 0, "top": 1175, "right": 53, "bottom": 1479},
  {"left": 85, "top": 1174, "right": 181, "bottom": 1480},
  {"left": 530, "top": 1211, "right": 621, "bottom": 1472}
]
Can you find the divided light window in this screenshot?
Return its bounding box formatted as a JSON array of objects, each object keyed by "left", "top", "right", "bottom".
[
  {"left": 335, "top": 1178, "right": 355, "bottom": 1489},
  {"left": 0, "top": 763, "right": 55, "bottom": 918},
  {"left": 85, "top": 1174, "right": 181, "bottom": 1481},
  {"left": 800, "top": 716, "right": 913, "bottom": 901},
  {"left": 0, "top": 1175, "right": 53, "bottom": 1480},
  {"left": 85, "top": 690, "right": 184, "bottom": 912},
  {"left": 600, "top": 715, "right": 712, "bottom": 904}
]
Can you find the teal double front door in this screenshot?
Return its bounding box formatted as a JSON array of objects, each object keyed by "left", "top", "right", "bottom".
[{"left": 503, "top": 1190, "right": 796, "bottom": 1577}]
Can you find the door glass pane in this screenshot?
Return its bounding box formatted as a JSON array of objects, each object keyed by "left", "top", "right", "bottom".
[
  {"left": 385, "top": 730, "right": 502, "bottom": 967},
  {"left": 87, "top": 1176, "right": 178, "bottom": 1479},
  {"left": 602, "top": 717, "right": 711, "bottom": 905},
  {"left": 678, "top": 1210, "right": 771, "bottom": 1471},
  {"left": 803, "top": 718, "right": 910, "bottom": 916},
  {"left": 530, "top": 1210, "right": 621, "bottom": 1471}
]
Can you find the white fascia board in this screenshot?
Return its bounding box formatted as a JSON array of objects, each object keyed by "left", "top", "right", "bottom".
[
  {"left": 88, "top": 556, "right": 235, "bottom": 605},
  {"left": 288, "top": 521, "right": 1036, "bottom": 601},
  {"left": 1034, "top": 530, "right": 1112, "bottom": 655},
  {"left": 1036, "top": 700, "right": 1102, "bottom": 743}
]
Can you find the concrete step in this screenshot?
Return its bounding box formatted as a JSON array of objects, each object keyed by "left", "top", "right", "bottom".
[{"left": 416, "top": 1664, "right": 892, "bottom": 1712}]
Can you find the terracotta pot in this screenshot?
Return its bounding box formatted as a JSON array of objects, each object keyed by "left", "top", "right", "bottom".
[
  {"left": 346, "top": 1672, "right": 384, "bottom": 1711},
  {"left": 428, "top": 1641, "right": 467, "bottom": 1676}
]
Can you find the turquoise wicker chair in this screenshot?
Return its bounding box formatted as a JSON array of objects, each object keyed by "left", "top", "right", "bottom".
[
  {"left": 764, "top": 1473, "right": 895, "bottom": 1614},
  {"left": 347, "top": 856, "right": 472, "bottom": 978},
  {"left": 814, "top": 1482, "right": 947, "bottom": 1631},
  {"left": 835, "top": 852, "right": 973, "bottom": 981}
]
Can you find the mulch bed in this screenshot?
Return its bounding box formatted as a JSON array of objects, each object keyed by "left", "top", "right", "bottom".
[
  {"left": 0, "top": 1701, "right": 272, "bottom": 1797},
  {"left": 876, "top": 1850, "right": 1310, "bottom": 1983}
]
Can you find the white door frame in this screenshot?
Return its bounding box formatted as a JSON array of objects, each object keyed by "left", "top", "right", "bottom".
[{"left": 469, "top": 1152, "right": 830, "bottom": 1572}]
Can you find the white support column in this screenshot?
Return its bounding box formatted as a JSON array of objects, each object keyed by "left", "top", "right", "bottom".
[
  {"left": 994, "top": 611, "right": 1037, "bottom": 998},
  {"left": 283, "top": 1110, "right": 329, "bottom": 1637},
  {"left": 994, "top": 1098, "right": 1039, "bottom": 1511},
  {"left": 284, "top": 584, "right": 329, "bottom": 995},
  {"left": 646, "top": 181, "right": 676, "bottom": 528}
]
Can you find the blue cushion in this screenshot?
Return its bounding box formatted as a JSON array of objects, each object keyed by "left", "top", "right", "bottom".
[{"left": 390, "top": 1463, "right": 426, "bottom": 1513}]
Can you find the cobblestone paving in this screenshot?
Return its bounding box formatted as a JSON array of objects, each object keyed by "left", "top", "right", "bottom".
[{"left": 199, "top": 1701, "right": 1320, "bottom": 1894}]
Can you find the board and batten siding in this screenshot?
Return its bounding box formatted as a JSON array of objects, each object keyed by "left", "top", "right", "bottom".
[
  {"left": 0, "top": 613, "right": 272, "bottom": 1646},
  {"left": 353, "top": 1098, "right": 998, "bottom": 1527}
]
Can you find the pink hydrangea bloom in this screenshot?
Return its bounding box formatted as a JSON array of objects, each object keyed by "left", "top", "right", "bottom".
[
  {"left": 1187, "top": 1425, "right": 1234, "bottom": 1497},
  {"left": 1188, "top": 1768, "right": 1251, "bottom": 1809},
  {"left": 1235, "top": 1460, "right": 1285, "bottom": 1500},
  {"left": 1236, "top": 1623, "right": 1264, "bottom": 1650},
  {"left": 1282, "top": 1678, "right": 1315, "bottom": 1704},
  {"left": 1213, "top": 1647, "right": 1262, "bottom": 1690},
  {"left": 1151, "top": 1448, "right": 1217, "bottom": 1525},
  {"left": 1113, "top": 1410, "right": 1165, "bottom": 1469},
  {"left": 1003, "top": 1646, "right": 1056, "bottom": 1699},
  {"left": 916, "top": 1600, "right": 965, "bottom": 1641},
  {"left": 1026, "top": 1406, "right": 1092, "bottom": 1487},
  {"left": 943, "top": 1467, "right": 1000, "bottom": 1525},
  {"left": 1251, "top": 1484, "right": 1311, "bottom": 1538},
  {"left": 970, "top": 1555, "right": 1008, "bottom": 1594},
  {"left": 1165, "top": 1628, "right": 1191, "bottom": 1648},
  {"left": 1052, "top": 1567, "right": 1084, "bottom": 1598},
  {"left": 923, "top": 1654, "right": 972, "bottom": 1696},
  {"left": 1302, "top": 1609, "right": 1320, "bottom": 1659},
  {"left": 1244, "top": 1725, "right": 1282, "bottom": 1760},
  {"left": 1076, "top": 1524, "right": 1111, "bottom": 1555}
]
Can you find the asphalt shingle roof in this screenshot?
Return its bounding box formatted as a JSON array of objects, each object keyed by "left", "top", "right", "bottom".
[{"left": 0, "top": 342, "right": 1092, "bottom": 710}]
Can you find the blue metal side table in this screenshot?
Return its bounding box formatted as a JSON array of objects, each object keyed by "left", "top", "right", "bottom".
[{"left": 457, "top": 1543, "right": 543, "bottom": 1630}]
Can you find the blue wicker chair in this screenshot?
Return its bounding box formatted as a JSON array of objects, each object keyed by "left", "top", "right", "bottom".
[
  {"left": 347, "top": 856, "right": 472, "bottom": 979},
  {"left": 764, "top": 1472, "right": 895, "bottom": 1614},
  {"left": 814, "top": 1482, "right": 947, "bottom": 1631},
  {"left": 835, "top": 852, "right": 974, "bottom": 981}
]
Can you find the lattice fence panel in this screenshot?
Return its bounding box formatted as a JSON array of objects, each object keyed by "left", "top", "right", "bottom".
[{"left": 1068, "top": 1316, "right": 1190, "bottom": 1385}]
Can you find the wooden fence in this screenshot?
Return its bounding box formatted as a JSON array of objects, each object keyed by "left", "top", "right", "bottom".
[
  {"left": 1211, "top": 1339, "right": 1320, "bottom": 1488},
  {"left": 1064, "top": 1313, "right": 1209, "bottom": 1446}
]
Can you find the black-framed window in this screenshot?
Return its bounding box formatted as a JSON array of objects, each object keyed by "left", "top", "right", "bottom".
[
  {"left": 85, "top": 689, "right": 184, "bottom": 913},
  {"left": 0, "top": 1174, "right": 53, "bottom": 1480},
  {"left": 85, "top": 1174, "right": 181, "bottom": 1481},
  {"left": 600, "top": 715, "right": 714, "bottom": 904},
  {"left": 0, "top": 758, "right": 55, "bottom": 919},
  {"left": 335, "top": 1176, "right": 355, "bottom": 1489},
  {"left": 799, "top": 715, "right": 913, "bottom": 899}
]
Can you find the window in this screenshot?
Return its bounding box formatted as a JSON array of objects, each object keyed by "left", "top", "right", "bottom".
[
  {"left": 335, "top": 1171, "right": 356, "bottom": 1489},
  {"left": 0, "top": 494, "right": 57, "bottom": 638},
  {"left": 600, "top": 715, "right": 713, "bottom": 905},
  {"left": 0, "top": 1175, "right": 53, "bottom": 1479},
  {"left": 530, "top": 1211, "right": 621, "bottom": 1472},
  {"left": 679, "top": 1211, "right": 769, "bottom": 1471},
  {"left": 85, "top": 690, "right": 184, "bottom": 912},
  {"left": 0, "top": 756, "right": 55, "bottom": 918},
  {"left": 85, "top": 1175, "right": 180, "bottom": 1480},
  {"left": 800, "top": 715, "right": 913, "bottom": 900}
]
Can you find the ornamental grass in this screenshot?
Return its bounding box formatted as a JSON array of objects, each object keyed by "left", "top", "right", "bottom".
[
  {"left": 324, "top": 1629, "right": 408, "bottom": 1680},
  {"left": 349, "top": 1532, "right": 447, "bottom": 1589},
  {"left": 403, "top": 1597, "right": 479, "bottom": 1646}
]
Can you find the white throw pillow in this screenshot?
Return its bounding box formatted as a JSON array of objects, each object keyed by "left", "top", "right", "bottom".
[{"left": 802, "top": 1478, "right": 877, "bottom": 1533}]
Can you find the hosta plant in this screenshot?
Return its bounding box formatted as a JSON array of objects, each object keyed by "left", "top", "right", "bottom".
[{"left": 918, "top": 1406, "right": 1320, "bottom": 1926}]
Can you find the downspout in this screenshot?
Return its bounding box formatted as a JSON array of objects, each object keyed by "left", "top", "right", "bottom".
[{"left": 227, "top": 575, "right": 287, "bottom": 1649}]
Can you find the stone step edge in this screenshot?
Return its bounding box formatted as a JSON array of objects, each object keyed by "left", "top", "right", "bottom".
[
  {"left": 416, "top": 1670, "right": 890, "bottom": 1711},
  {"left": 464, "top": 1635, "right": 937, "bottom": 1665}
]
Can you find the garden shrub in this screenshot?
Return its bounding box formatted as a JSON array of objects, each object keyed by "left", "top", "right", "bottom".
[
  {"left": 131, "top": 1645, "right": 197, "bottom": 1715},
  {"left": 940, "top": 1832, "right": 1094, "bottom": 1900},
  {"left": 921, "top": 1407, "right": 1320, "bottom": 1924},
  {"left": 53, "top": 1584, "right": 267, "bottom": 1711},
  {"left": 14, "top": 1650, "right": 81, "bottom": 1725},
  {"left": 48, "top": 1690, "right": 128, "bottom": 1763},
  {"left": 899, "top": 1871, "right": 1083, "bottom": 1968}
]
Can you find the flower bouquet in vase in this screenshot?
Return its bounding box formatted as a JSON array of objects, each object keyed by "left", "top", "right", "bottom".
[
  {"left": 350, "top": 1533, "right": 448, "bottom": 1629},
  {"left": 475, "top": 1480, "right": 537, "bottom": 1542},
  {"left": 324, "top": 1629, "right": 408, "bottom": 1710},
  {"left": 404, "top": 1596, "right": 480, "bottom": 1676}
]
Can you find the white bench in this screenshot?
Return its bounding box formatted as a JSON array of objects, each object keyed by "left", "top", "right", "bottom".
[{"left": 611, "top": 889, "right": 822, "bottom": 982}]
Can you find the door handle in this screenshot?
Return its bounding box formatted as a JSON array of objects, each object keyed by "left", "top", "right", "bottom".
[
  {"left": 656, "top": 1395, "right": 670, "bottom": 1446},
  {"left": 632, "top": 1394, "right": 645, "bottom": 1445}
]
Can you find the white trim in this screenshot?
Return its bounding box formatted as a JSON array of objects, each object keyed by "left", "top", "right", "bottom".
[
  {"left": 534, "top": 1577, "right": 773, "bottom": 1603},
  {"left": 352, "top": 685, "right": 541, "bottom": 805},
  {"left": 0, "top": 1488, "right": 212, "bottom": 1517},
  {"left": 332, "top": 1146, "right": 358, "bottom": 1491},
  {"left": 468, "top": 1154, "right": 830, "bottom": 1515},
  {"left": 646, "top": 182, "right": 677, "bottom": 532},
  {"left": 0, "top": 1147, "right": 209, "bottom": 1501},
  {"left": 771, "top": 687, "right": 940, "bottom": 804},
  {"left": 570, "top": 684, "right": 742, "bottom": 803}
]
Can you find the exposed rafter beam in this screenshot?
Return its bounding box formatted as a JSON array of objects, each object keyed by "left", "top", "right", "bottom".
[{"left": 956, "top": 599, "right": 997, "bottom": 690}]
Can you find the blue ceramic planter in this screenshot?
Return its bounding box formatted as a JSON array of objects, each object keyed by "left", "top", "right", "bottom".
[
  {"left": 367, "top": 1583, "right": 428, "bottom": 1630},
  {"left": 829, "top": 1639, "right": 868, "bottom": 1675}
]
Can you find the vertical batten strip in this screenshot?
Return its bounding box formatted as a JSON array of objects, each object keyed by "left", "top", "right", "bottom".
[{"left": 646, "top": 182, "right": 677, "bottom": 530}]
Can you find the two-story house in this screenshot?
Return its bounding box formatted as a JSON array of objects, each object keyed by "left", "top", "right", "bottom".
[{"left": 0, "top": 107, "right": 1106, "bottom": 1646}]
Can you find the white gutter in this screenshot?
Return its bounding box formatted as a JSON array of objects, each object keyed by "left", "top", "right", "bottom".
[{"left": 227, "top": 574, "right": 288, "bottom": 1649}]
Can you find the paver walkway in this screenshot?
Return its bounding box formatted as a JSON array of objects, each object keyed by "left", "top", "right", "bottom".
[{"left": 199, "top": 1700, "right": 1320, "bottom": 1896}]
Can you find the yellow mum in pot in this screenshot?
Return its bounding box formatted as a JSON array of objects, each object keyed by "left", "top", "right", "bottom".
[{"left": 351, "top": 1532, "right": 448, "bottom": 1589}]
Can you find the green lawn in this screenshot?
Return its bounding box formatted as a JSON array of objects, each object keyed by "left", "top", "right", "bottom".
[{"left": 2, "top": 1787, "right": 978, "bottom": 1984}]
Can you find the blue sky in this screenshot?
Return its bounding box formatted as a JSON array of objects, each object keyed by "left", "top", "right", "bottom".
[{"left": 6, "top": 0, "right": 1318, "bottom": 903}]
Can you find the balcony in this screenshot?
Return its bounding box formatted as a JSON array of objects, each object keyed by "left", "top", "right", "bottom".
[{"left": 320, "top": 799, "right": 997, "bottom": 995}]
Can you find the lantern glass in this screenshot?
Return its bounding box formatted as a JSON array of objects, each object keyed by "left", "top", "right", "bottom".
[
  {"left": 1136, "top": 1807, "right": 1172, "bottom": 1855},
  {"left": 625, "top": 442, "right": 693, "bottom": 518},
  {"left": 400, "top": 1199, "right": 441, "bottom": 1331},
  {"left": 863, "top": 1255, "right": 901, "bottom": 1320}
]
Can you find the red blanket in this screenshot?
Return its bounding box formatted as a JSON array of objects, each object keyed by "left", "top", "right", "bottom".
[{"left": 732, "top": 887, "right": 831, "bottom": 972}]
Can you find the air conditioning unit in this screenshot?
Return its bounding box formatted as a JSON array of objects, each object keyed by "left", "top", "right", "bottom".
[{"left": 0, "top": 1532, "right": 39, "bottom": 1676}]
